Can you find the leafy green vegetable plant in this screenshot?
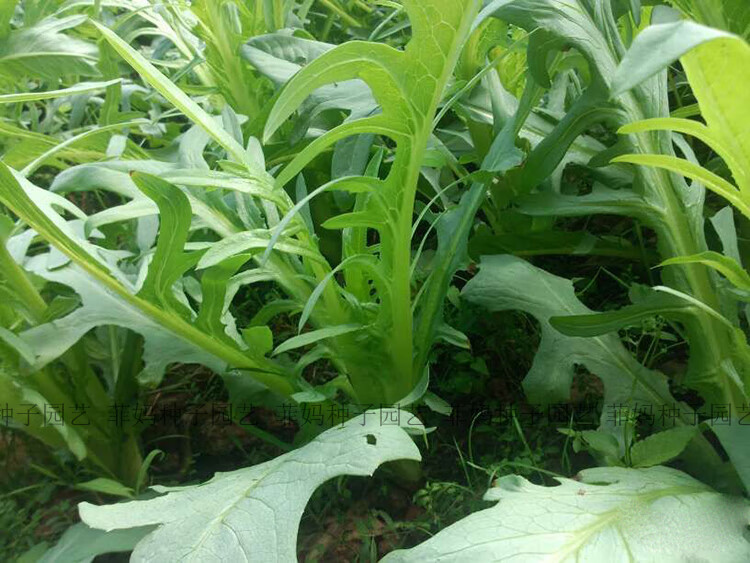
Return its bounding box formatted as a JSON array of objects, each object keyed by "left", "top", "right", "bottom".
[{"left": 2, "top": 1, "right": 750, "bottom": 561}]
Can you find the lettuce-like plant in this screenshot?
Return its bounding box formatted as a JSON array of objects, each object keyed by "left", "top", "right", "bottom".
[
  {"left": 0, "top": 0, "right": 487, "bottom": 481},
  {"left": 4, "top": 2, "right": 750, "bottom": 561},
  {"left": 468, "top": 0, "right": 749, "bottom": 441}
]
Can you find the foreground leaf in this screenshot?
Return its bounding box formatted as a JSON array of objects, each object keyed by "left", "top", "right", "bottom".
[
  {"left": 384, "top": 466, "right": 750, "bottom": 562},
  {"left": 80, "top": 410, "right": 423, "bottom": 562}
]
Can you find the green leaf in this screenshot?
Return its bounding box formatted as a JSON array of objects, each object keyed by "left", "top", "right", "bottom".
[
  {"left": 262, "top": 175, "right": 380, "bottom": 264},
  {"left": 39, "top": 523, "right": 153, "bottom": 563},
  {"left": 518, "top": 83, "right": 621, "bottom": 193},
  {"left": 614, "top": 21, "right": 750, "bottom": 198},
  {"left": 462, "top": 255, "right": 684, "bottom": 438},
  {"left": 92, "top": 20, "right": 252, "bottom": 169},
  {"left": 709, "top": 425, "right": 750, "bottom": 493},
  {"left": 469, "top": 228, "right": 648, "bottom": 260},
  {"left": 242, "top": 34, "right": 377, "bottom": 137},
  {"left": 611, "top": 20, "right": 732, "bottom": 97},
  {"left": 577, "top": 430, "right": 621, "bottom": 460},
  {"left": 75, "top": 478, "right": 134, "bottom": 499},
  {"left": 662, "top": 251, "right": 750, "bottom": 293},
  {"left": 0, "top": 79, "right": 122, "bottom": 104},
  {"left": 241, "top": 326, "right": 274, "bottom": 357},
  {"left": 550, "top": 292, "right": 694, "bottom": 337},
  {"left": 516, "top": 185, "right": 651, "bottom": 219},
  {"left": 383, "top": 466, "right": 750, "bottom": 561},
  {"left": 263, "top": 41, "right": 406, "bottom": 143},
  {"left": 130, "top": 173, "right": 205, "bottom": 319},
  {"left": 630, "top": 426, "right": 699, "bottom": 468},
  {"left": 272, "top": 324, "right": 364, "bottom": 356},
  {"left": 613, "top": 153, "right": 750, "bottom": 219},
  {"left": 262, "top": 0, "right": 485, "bottom": 402},
  {"left": 79, "top": 410, "right": 422, "bottom": 562},
  {"left": 667, "top": 0, "right": 750, "bottom": 40},
  {"left": 198, "top": 229, "right": 326, "bottom": 269},
  {"left": 680, "top": 27, "right": 750, "bottom": 195},
  {"left": 0, "top": 164, "right": 292, "bottom": 395},
  {"left": 0, "top": 16, "right": 99, "bottom": 80}
]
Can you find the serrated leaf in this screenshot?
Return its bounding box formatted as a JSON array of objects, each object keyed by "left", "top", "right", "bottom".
[{"left": 630, "top": 426, "right": 699, "bottom": 468}]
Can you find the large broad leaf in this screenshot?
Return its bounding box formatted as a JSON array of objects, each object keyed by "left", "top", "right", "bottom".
[
  {"left": 79, "top": 410, "right": 423, "bottom": 562},
  {"left": 383, "top": 466, "right": 750, "bottom": 562},
  {"left": 462, "top": 256, "right": 684, "bottom": 433}
]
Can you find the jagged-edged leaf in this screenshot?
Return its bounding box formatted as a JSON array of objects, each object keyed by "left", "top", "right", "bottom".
[
  {"left": 79, "top": 410, "right": 423, "bottom": 562},
  {"left": 462, "top": 256, "right": 684, "bottom": 436},
  {"left": 630, "top": 426, "right": 699, "bottom": 468},
  {"left": 383, "top": 466, "right": 750, "bottom": 562}
]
